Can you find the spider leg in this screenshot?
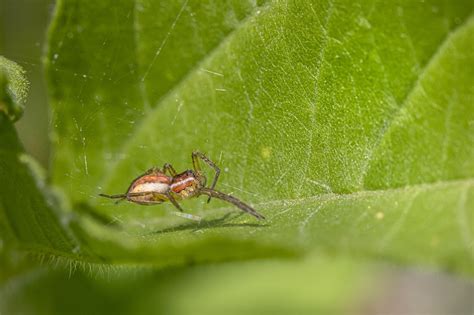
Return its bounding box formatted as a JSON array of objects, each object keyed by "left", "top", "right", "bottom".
[
  {"left": 192, "top": 151, "right": 221, "bottom": 203},
  {"left": 165, "top": 191, "right": 184, "bottom": 212},
  {"left": 99, "top": 193, "right": 128, "bottom": 205},
  {"left": 144, "top": 167, "right": 160, "bottom": 174},
  {"left": 164, "top": 192, "right": 200, "bottom": 220},
  {"left": 198, "top": 188, "right": 265, "bottom": 220},
  {"left": 99, "top": 193, "right": 126, "bottom": 199},
  {"left": 163, "top": 163, "right": 178, "bottom": 176},
  {"left": 101, "top": 192, "right": 165, "bottom": 205},
  {"left": 125, "top": 192, "right": 164, "bottom": 199}
]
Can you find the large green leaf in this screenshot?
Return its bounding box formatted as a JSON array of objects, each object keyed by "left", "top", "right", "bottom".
[{"left": 4, "top": 0, "right": 468, "bottom": 274}]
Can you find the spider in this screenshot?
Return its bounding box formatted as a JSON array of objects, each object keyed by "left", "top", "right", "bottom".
[{"left": 99, "top": 151, "right": 265, "bottom": 220}]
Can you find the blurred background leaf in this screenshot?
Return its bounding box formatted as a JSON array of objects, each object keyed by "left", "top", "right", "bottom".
[
  {"left": 2, "top": 254, "right": 473, "bottom": 315},
  {"left": 1, "top": 0, "right": 52, "bottom": 165},
  {"left": 0, "top": 255, "right": 379, "bottom": 315},
  {"left": 0, "top": 56, "right": 29, "bottom": 121}
]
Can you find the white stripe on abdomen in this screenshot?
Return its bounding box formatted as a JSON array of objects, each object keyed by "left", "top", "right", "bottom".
[
  {"left": 132, "top": 182, "right": 169, "bottom": 194},
  {"left": 170, "top": 177, "right": 195, "bottom": 190}
]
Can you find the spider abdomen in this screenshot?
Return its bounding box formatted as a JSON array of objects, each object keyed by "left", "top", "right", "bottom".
[{"left": 127, "top": 172, "right": 172, "bottom": 204}]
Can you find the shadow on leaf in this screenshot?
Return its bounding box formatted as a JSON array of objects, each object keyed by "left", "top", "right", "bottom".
[{"left": 149, "top": 212, "right": 269, "bottom": 235}]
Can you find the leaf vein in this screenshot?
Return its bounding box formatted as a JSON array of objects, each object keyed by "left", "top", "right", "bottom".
[
  {"left": 299, "top": 0, "right": 335, "bottom": 194},
  {"left": 359, "top": 13, "right": 474, "bottom": 187}
]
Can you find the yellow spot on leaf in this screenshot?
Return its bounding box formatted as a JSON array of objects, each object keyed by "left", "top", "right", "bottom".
[
  {"left": 261, "top": 146, "right": 272, "bottom": 160},
  {"left": 375, "top": 212, "right": 384, "bottom": 220}
]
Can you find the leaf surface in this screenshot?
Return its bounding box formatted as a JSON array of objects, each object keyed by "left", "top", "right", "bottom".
[{"left": 15, "top": 0, "right": 472, "bottom": 273}]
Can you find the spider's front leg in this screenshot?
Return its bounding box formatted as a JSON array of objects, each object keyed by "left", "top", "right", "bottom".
[{"left": 192, "top": 151, "right": 221, "bottom": 203}]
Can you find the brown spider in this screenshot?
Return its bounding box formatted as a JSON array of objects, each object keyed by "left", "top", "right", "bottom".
[{"left": 99, "top": 151, "right": 265, "bottom": 220}]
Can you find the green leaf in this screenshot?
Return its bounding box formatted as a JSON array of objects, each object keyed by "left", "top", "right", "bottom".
[
  {"left": 19, "top": 0, "right": 471, "bottom": 274},
  {"left": 0, "top": 56, "right": 29, "bottom": 122}
]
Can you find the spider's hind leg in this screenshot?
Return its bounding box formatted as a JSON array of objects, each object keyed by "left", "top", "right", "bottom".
[
  {"left": 99, "top": 193, "right": 126, "bottom": 199},
  {"left": 99, "top": 193, "right": 128, "bottom": 205}
]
